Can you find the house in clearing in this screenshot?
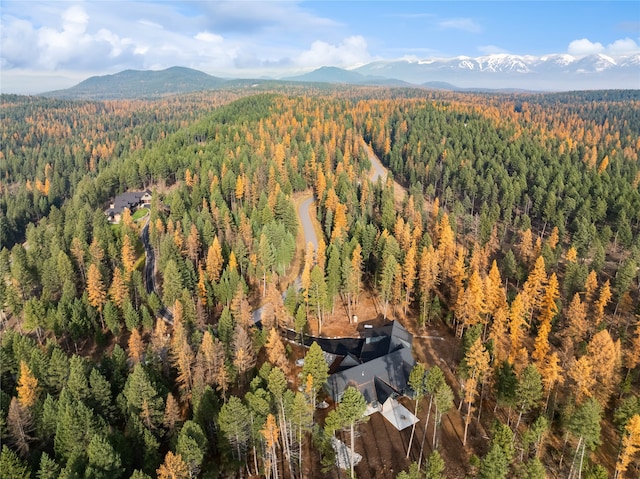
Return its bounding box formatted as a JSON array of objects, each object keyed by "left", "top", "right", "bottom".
[
  {"left": 326, "top": 321, "right": 419, "bottom": 431},
  {"left": 104, "top": 190, "right": 152, "bottom": 223}
]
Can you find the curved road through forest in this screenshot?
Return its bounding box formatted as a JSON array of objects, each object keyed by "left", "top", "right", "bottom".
[
  {"left": 141, "top": 213, "right": 174, "bottom": 324},
  {"left": 363, "top": 140, "right": 406, "bottom": 202},
  {"left": 298, "top": 195, "right": 318, "bottom": 252}
]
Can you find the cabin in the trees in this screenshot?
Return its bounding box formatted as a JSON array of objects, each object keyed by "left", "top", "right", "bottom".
[
  {"left": 104, "top": 190, "right": 152, "bottom": 223},
  {"left": 326, "top": 321, "right": 418, "bottom": 430}
]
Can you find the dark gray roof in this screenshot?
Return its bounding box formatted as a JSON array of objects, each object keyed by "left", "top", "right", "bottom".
[
  {"left": 327, "top": 346, "right": 415, "bottom": 403},
  {"left": 105, "top": 190, "right": 151, "bottom": 216}
]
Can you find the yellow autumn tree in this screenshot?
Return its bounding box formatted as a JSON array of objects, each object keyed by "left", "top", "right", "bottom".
[
  {"left": 109, "top": 268, "right": 129, "bottom": 308},
  {"left": 522, "top": 255, "right": 547, "bottom": 317},
  {"left": 583, "top": 270, "right": 598, "bottom": 307},
  {"left": 489, "top": 306, "right": 510, "bottom": 364},
  {"left": 564, "top": 293, "right": 588, "bottom": 349},
  {"left": 266, "top": 328, "right": 288, "bottom": 371},
  {"left": 567, "top": 356, "right": 595, "bottom": 404},
  {"left": 261, "top": 414, "right": 280, "bottom": 479},
  {"left": 205, "top": 236, "right": 224, "bottom": 283},
  {"left": 185, "top": 223, "right": 200, "bottom": 264},
  {"left": 540, "top": 352, "right": 563, "bottom": 410},
  {"left": 615, "top": 414, "right": 640, "bottom": 479},
  {"left": 508, "top": 293, "right": 528, "bottom": 362},
  {"left": 17, "top": 361, "right": 38, "bottom": 409},
  {"left": 157, "top": 451, "right": 189, "bottom": 479},
  {"left": 586, "top": 329, "right": 620, "bottom": 405},
  {"left": 594, "top": 280, "right": 612, "bottom": 326},
  {"left": 121, "top": 234, "right": 136, "bottom": 277},
  {"left": 87, "top": 263, "right": 107, "bottom": 321},
  {"left": 485, "top": 260, "right": 507, "bottom": 317},
  {"left": 402, "top": 242, "right": 417, "bottom": 315},
  {"left": 128, "top": 328, "right": 145, "bottom": 365},
  {"left": 517, "top": 228, "right": 535, "bottom": 267}
]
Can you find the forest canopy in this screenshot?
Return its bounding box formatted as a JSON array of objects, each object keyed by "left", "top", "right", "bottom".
[{"left": 1, "top": 86, "right": 639, "bottom": 478}]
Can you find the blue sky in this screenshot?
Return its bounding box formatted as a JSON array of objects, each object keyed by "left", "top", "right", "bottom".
[{"left": 1, "top": 1, "right": 639, "bottom": 93}]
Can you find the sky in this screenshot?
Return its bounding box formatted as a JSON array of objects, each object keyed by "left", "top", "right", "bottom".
[{"left": 1, "top": 1, "right": 639, "bottom": 93}]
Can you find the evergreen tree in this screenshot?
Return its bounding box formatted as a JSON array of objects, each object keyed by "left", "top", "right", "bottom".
[
  {"left": 219, "top": 396, "right": 251, "bottom": 461},
  {"left": 176, "top": 420, "right": 208, "bottom": 478},
  {"left": 325, "top": 386, "right": 368, "bottom": 478},
  {"left": 301, "top": 342, "right": 329, "bottom": 410},
  {"left": 479, "top": 442, "right": 508, "bottom": 479},
  {"left": 86, "top": 433, "right": 124, "bottom": 479},
  {"left": 0, "top": 445, "right": 31, "bottom": 479}
]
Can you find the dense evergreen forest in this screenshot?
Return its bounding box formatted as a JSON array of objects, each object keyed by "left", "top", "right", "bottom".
[{"left": 1, "top": 86, "right": 639, "bottom": 479}]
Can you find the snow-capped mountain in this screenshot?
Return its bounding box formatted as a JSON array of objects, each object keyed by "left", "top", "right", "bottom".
[{"left": 353, "top": 53, "right": 640, "bottom": 90}]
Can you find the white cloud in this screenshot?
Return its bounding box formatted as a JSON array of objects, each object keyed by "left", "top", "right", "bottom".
[
  {"left": 195, "top": 32, "right": 224, "bottom": 44},
  {"left": 439, "top": 18, "right": 482, "bottom": 33},
  {"left": 568, "top": 38, "right": 605, "bottom": 55},
  {"left": 296, "top": 36, "right": 371, "bottom": 69},
  {"left": 568, "top": 37, "right": 640, "bottom": 57},
  {"left": 607, "top": 37, "right": 640, "bottom": 55}
]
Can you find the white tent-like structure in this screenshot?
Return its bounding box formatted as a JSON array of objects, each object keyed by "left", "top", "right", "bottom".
[{"left": 380, "top": 397, "right": 419, "bottom": 431}]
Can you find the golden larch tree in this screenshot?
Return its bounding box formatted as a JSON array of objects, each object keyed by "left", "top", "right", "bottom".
[
  {"left": 517, "top": 228, "right": 535, "bottom": 267},
  {"left": 586, "top": 329, "right": 620, "bottom": 405},
  {"left": 261, "top": 413, "right": 280, "bottom": 479},
  {"left": 87, "top": 263, "right": 107, "bottom": 322},
  {"left": 233, "top": 325, "right": 256, "bottom": 383},
  {"left": 539, "top": 272, "right": 560, "bottom": 325},
  {"left": 17, "top": 361, "right": 38, "bottom": 409},
  {"left": 185, "top": 223, "right": 200, "bottom": 264},
  {"left": 109, "top": 268, "right": 129, "bottom": 308},
  {"left": 489, "top": 306, "right": 510, "bottom": 364},
  {"left": 462, "top": 376, "right": 478, "bottom": 446},
  {"left": 614, "top": 414, "right": 640, "bottom": 479},
  {"left": 522, "top": 255, "right": 547, "bottom": 317},
  {"left": 205, "top": 236, "right": 224, "bottom": 283},
  {"left": 583, "top": 270, "right": 598, "bottom": 307},
  {"left": 449, "top": 246, "right": 467, "bottom": 304},
  {"left": 436, "top": 213, "right": 456, "bottom": 275},
  {"left": 121, "top": 234, "right": 136, "bottom": 277},
  {"left": 594, "top": 280, "right": 612, "bottom": 326},
  {"left": 157, "top": 451, "right": 190, "bottom": 479},
  {"left": 485, "top": 260, "right": 507, "bottom": 317},
  {"left": 565, "top": 246, "right": 578, "bottom": 263},
  {"left": 564, "top": 293, "right": 588, "bottom": 349},
  {"left": 402, "top": 242, "right": 417, "bottom": 315},
  {"left": 89, "top": 237, "right": 104, "bottom": 265},
  {"left": 266, "top": 328, "right": 288, "bottom": 371},
  {"left": 547, "top": 226, "right": 559, "bottom": 250},
  {"left": 128, "top": 328, "right": 145, "bottom": 365},
  {"left": 540, "top": 352, "right": 563, "bottom": 410},
  {"left": 508, "top": 293, "right": 528, "bottom": 362},
  {"left": 532, "top": 318, "right": 551, "bottom": 369},
  {"left": 197, "top": 265, "right": 208, "bottom": 303},
  {"left": 163, "top": 393, "right": 182, "bottom": 434},
  {"left": 567, "top": 356, "right": 595, "bottom": 404}
]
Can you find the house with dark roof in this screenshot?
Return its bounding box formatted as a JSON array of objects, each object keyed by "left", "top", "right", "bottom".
[
  {"left": 326, "top": 321, "right": 418, "bottom": 430},
  {"left": 104, "top": 190, "right": 152, "bottom": 223}
]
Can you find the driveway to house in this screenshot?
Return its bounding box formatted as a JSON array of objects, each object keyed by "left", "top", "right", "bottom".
[
  {"left": 140, "top": 213, "right": 173, "bottom": 324},
  {"left": 363, "top": 139, "right": 406, "bottom": 203},
  {"left": 298, "top": 194, "right": 318, "bottom": 252},
  {"left": 366, "top": 142, "right": 388, "bottom": 183}
]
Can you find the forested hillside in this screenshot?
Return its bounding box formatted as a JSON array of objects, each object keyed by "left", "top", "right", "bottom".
[{"left": 1, "top": 87, "right": 639, "bottom": 479}]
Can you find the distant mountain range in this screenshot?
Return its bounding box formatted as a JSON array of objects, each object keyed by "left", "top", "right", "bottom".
[
  {"left": 352, "top": 53, "right": 640, "bottom": 90},
  {"left": 40, "top": 53, "right": 639, "bottom": 99}
]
